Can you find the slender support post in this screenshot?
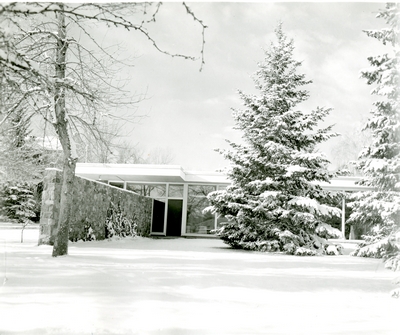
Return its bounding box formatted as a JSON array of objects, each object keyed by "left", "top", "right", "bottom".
[
  {"left": 341, "top": 192, "right": 346, "bottom": 240},
  {"left": 3, "top": 239, "right": 7, "bottom": 285}
]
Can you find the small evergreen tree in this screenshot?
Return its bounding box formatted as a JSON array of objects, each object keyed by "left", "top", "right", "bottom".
[
  {"left": 208, "top": 24, "right": 341, "bottom": 256},
  {"left": 0, "top": 181, "right": 36, "bottom": 242},
  {"left": 0, "top": 107, "right": 43, "bottom": 229},
  {"left": 348, "top": 3, "right": 400, "bottom": 266},
  {"left": 0, "top": 108, "right": 43, "bottom": 182}
]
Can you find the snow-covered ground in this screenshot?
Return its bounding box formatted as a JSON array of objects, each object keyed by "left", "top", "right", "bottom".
[{"left": 0, "top": 228, "right": 399, "bottom": 335}]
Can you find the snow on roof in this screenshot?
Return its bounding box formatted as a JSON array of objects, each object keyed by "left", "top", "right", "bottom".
[
  {"left": 74, "top": 163, "right": 372, "bottom": 191},
  {"left": 316, "top": 177, "right": 374, "bottom": 192}
]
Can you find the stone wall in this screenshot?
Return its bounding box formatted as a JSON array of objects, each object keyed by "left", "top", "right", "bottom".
[
  {"left": 38, "top": 169, "right": 62, "bottom": 245},
  {"left": 38, "top": 168, "right": 153, "bottom": 245}
]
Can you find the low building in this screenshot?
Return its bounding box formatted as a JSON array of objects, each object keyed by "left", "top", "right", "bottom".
[{"left": 75, "top": 163, "right": 373, "bottom": 239}]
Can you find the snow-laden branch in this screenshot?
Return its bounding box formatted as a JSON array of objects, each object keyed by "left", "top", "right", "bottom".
[
  {"left": 0, "top": 48, "right": 39, "bottom": 75},
  {"left": 288, "top": 196, "right": 341, "bottom": 217},
  {"left": 0, "top": 86, "right": 42, "bottom": 127}
]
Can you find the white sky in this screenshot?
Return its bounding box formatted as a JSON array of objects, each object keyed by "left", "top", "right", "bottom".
[
  {"left": 104, "top": 2, "right": 385, "bottom": 170},
  {"left": 87, "top": 2, "right": 389, "bottom": 170}
]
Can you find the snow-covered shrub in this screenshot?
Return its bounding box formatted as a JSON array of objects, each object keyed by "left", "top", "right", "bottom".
[
  {"left": 68, "top": 220, "right": 98, "bottom": 242},
  {"left": 351, "top": 237, "right": 398, "bottom": 258},
  {"left": 105, "top": 201, "right": 137, "bottom": 239},
  {"left": 84, "top": 224, "right": 96, "bottom": 241},
  {"left": 315, "top": 222, "right": 343, "bottom": 239},
  {"left": 325, "top": 244, "right": 343, "bottom": 256},
  {"left": 385, "top": 254, "right": 400, "bottom": 272},
  {"left": 207, "top": 25, "right": 340, "bottom": 256},
  {"left": 294, "top": 247, "right": 317, "bottom": 256}
]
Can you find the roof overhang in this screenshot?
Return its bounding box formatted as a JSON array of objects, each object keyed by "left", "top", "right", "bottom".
[
  {"left": 317, "top": 177, "right": 374, "bottom": 192},
  {"left": 74, "top": 163, "right": 373, "bottom": 191},
  {"left": 75, "top": 163, "right": 230, "bottom": 184}
]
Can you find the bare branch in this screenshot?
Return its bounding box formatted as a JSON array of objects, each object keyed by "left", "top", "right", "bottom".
[
  {"left": 182, "top": 2, "right": 207, "bottom": 71},
  {"left": 2, "top": 2, "right": 206, "bottom": 67}
]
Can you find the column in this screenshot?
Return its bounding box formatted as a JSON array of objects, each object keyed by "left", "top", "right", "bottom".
[{"left": 341, "top": 191, "right": 346, "bottom": 240}]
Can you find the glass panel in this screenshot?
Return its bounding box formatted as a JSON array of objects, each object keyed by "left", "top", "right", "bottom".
[
  {"left": 150, "top": 185, "right": 166, "bottom": 198},
  {"left": 217, "top": 185, "right": 227, "bottom": 191},
  {"left": 168, "top": 184, "right": 184, "bottom": 198},
  {"left": 126, "top": 183, "right": 166, "bottom": 198},
  {"left": 109, "top": 181, "right": 124, "bottom": 189},
  {"left": 188, "top": 185, "right": 216, "bottom": 197},
  {"left": 186, "top": 193, "right": 215, "bottom": 234},
  {"left": 126, "top": 183, "right": 142, "bottom": 194}
]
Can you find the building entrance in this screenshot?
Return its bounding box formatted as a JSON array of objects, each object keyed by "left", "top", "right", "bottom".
[
  {"left": 166, "top": 199, "right": 183, "bottom": 236},
  {"left": 151, "top": 199, "right": 165, "bottom": 234}
]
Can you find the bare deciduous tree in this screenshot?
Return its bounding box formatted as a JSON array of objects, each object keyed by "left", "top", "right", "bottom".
[
  {"left": 330, "top": 126, "right": 372, "bottom": 174},
  {"left": 115, "top": 140, "right": 145, "bottom": 164},
  {"left": 0, "top": 2, "right": 206, "bottom": 256}
]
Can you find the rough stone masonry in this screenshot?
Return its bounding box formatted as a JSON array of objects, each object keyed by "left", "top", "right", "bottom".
[{"left": 38, "top": 168, "right": 152, "bottom": 245}]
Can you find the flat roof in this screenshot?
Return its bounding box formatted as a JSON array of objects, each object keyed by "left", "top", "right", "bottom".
[
  {"left": 316, "top": 177, "right": 373, "bottom": 192},
  {"left": 74, "top": 163, "right": 373, "bottom": 191},
  {"left": 75, "top": 163, "right": 230, "bottom": 184}
]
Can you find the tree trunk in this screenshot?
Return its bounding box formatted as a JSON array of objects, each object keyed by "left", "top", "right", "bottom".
[
  {"left": 52, "top": 156, "right": 76, "bottom": 256},
  {"left": 52, "top": 7, "right": 77, "bottom": 257}
]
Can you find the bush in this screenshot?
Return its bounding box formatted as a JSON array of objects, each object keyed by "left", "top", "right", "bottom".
[
  {"left": 351, "top": 237, "right": 399, "bottom": 258},
  {"left": 68, "top": 201, "right": 138, "bottom": 242},
  {"left": 105, "top": 201, "right": 137, "bottom": 239}
]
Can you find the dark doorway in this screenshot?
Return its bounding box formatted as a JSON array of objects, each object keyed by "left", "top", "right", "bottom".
[
  {"left": 151, "top": 199, "right": 165, "bottom": 233},
  {"left": 166, "top": 199, "right": 183, "bottom": 236}
]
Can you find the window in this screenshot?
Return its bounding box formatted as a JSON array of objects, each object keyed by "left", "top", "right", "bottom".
[
  {"left": 109, "top": 181, "right": 124, "bottom": 189},
  {"left": 126, "top": 183, "right": 166, "bottom": 198},
  {"left": 186, "top": 185, "right": 216, "bottom": 234},
  {"left": 168, "top": 185, "right": 184, "bottom": 198}
]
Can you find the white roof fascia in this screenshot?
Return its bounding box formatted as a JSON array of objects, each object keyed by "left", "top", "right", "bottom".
[
  {"left": 75, "top": 163, "right": 186, "bottom": 183},
  {"left": 184, "top": 171, "right": 230, "bottom": 184},
  {"left": 316, "top": 177, "right": 374, "bottom": 192},
  {"left": 74, "top": 164, "right": 374, "bottom": 191}
]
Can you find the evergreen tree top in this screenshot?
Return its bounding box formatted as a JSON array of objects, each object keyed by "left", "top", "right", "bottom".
[
  {"left": 246, "top": 24, "right": 311, "bottom": 116},
  {"left": 220, "top": 24, "right": 337, "bottom": 191}
]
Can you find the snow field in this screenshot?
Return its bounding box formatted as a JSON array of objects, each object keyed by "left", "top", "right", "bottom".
[{"left": 0, "top": 228, "right": 399, "bottom": 335}]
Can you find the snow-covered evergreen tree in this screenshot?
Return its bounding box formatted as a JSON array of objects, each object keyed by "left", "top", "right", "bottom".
[
  {"left": 207, "top": 24, "right": 341, "bottom": 256},
  {"left": 0, "top": 108, "right": 42, "bottom": 182},
  {"left": 348, "top": 3, "right": 400, "bottom": 265}
]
